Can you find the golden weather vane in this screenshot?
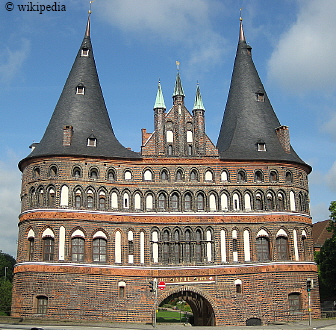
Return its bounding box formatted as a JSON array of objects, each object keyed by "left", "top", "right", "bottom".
[
  {"left": 240, "top": 7, "right": 243, "bottom": 21},
  {"left": 89, "top": 0, "right": 98, "bottom": 14},
  {"left": 176, "top": 61, "right": 180, "bottom": 71}
]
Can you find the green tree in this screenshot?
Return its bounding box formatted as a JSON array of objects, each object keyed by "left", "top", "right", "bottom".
[
  {"left": 315, "top": 201, "right": 336, "bottom": 300},
  {"left": 0, "top": 251, "right": 16, "bottom": 315}
]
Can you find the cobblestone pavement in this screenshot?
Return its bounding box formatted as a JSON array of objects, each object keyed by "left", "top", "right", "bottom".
[{"left": 1, "top": 319, "right": 336, "bottom": 330}]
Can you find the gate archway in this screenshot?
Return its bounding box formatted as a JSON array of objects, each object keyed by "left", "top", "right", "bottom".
[{"left": 158, "top": 287, "right": 216, "bottom": 326}]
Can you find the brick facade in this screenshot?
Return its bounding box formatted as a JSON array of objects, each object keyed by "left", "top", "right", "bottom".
[{"left": 12, "top": 17, "right": 320, "bottom": 326}]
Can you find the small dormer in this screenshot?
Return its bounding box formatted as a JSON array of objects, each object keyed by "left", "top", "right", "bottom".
[
  {"left": 76, "top": 83, "right": 85, "bottom": 95},
  {"left": 87, "top": 134, "right": 97, "bottom": 147},
  {"left": 81, "top": 47, "right": 89, "bottom": 57}
]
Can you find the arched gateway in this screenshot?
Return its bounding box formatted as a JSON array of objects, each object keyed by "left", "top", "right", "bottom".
[{"left": 158, "top": 287, "right": 216, "bottom": 326}]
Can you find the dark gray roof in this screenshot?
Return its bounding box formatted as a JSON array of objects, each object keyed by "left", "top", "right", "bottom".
[
  {"left": 216, "top": 22, "right": 310, "bottom": 171},
  {"left": 20, "top": 17, "right": 140, "bottom": 168}
]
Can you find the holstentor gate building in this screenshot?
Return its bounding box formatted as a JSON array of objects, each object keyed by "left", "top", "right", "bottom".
[{"left": 12, "top": 15, "right": 320, "bottom": 326}]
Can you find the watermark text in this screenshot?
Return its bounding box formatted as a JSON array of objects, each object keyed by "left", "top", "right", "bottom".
[{"left": 5, "top": 2, "right": 66, "bottom": 14}]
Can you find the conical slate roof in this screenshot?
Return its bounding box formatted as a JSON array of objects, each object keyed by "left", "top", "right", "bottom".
[
  {"left": 216, "top": 20, "right": 309, "bottom": 169},
  {"left": 20, "top": 16, "right": 140, "bottom": 167}
]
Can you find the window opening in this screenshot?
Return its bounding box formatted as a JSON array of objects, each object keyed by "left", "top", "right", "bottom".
[
  {"left": 72, "top": 237, "right": 85, "bottom": 262},
  {"left": 93, "top": 238, "right": 107, "bottom": 263},
  {"left": 256, "top": 236, "right": 270, "bottom": 261},
  {"left": 37, "top": 296, "right": 48, "bottom": 315},
  {"left": 43, "top": 237, "right": 54, "bottom": 261}
]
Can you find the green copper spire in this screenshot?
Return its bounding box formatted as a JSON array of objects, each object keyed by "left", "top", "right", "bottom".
[
  {"left": 173, "top": 62, "right": 185, "bottom": 97},
  {"left": 154, "top": 80, "right": 166, "bottom": 109},
  {"left": 193, "top": 83, "right": 205, "bottom": 110}
]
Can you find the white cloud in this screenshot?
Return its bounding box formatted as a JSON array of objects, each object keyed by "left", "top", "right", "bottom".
[
  {"left": 267, "top": 0, "right": 336, "bottom": 93},
  {"left": 326, "top": 161, "right": 336, "bottom": 192},
  {"left": 0, "top": 160, "right": 21, "bottom": 257},
  {"left": 311, "top": 202, "right": 330, "bottom": 223},
  {"left": 0, "top": 38, "right": 30, "bottom": 85},
  {"left": 323, "top": 111, "right": 336, "bottom": 140},
  {"left": 96, "top": 0, "right": 227, "bottom": 71}
]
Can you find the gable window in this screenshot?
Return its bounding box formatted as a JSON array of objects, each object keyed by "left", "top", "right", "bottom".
[
  {"left": 49, "top": 166, "right": 58, "bottom": 177},
  {"left": 143, "top": 169, "right": 153, "bottom": 181},
  {"left": 89, "top": 168, "right": 98, "bottom": 179},
  {"left": 237, "top": 170, "right": 246, "bottom": 182},
  {"left": 107, "top": 169, "right": 116, "bottom": 181},
  {"left": 76, "top": 85, "right": 85, "bottom": 95},
  {"left": 270, "top": 170, "right": 278, "bottom": 182},
  {"left": 256, "top": 92, "right": 265, "bottom": 102},
  {"left": 81, "top": 47, "right": 89, "bottom": 56},
  {"left": 254, "top": 170, "right": 263, "bottom": 182},
  {"left": 73, "top": 167, "right": 81, "bottom": 178},
  {"left": 124, "top": 170, "right": 132, "bottom": 180},
  {"left": 87, "top": 136, "right": 96, "bottom": 147},
  {"left": 285, "top": 171, "right": 293, "bottom": 183},
  {"left": 257, "top": 142, "right": 266, "bottom": 151}
]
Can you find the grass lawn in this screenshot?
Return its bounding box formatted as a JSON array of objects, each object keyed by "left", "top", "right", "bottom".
[{"left": 156, "top": 309, "right": 189, "bottom": 323}]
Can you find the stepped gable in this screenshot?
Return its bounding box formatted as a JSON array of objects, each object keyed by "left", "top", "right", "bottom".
[
  {"left": 20, "top": 16, "right": 140, "bottom": 168},
  {"left": 216, "top": 18, "right": 310, "bottom": 171}
]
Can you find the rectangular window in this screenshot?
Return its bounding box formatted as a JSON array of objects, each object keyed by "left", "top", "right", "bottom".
[
  {"left": 37, "top": 296, "right": 48, "bottom": 314},
  {"left": 43, "top": 238, "right": 54, "bottom": 261}
]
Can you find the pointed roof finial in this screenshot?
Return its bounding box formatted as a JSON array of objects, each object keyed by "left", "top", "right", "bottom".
[
  {"left": 154, "top": 79, "right": 166, "bottom": 109},
  {"left": 193, "top": 82, "right": 205, "bottom": 111},
  {"left": 173, "top": 61, "right": 185, "bottom": 97},
  {"left": 239, "top": 8, "right": 246, "bottom": 42}
]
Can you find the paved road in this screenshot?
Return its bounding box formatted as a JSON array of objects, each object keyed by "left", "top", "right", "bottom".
[{"left": 1, "top": 319, "right": 336, "bottom": 330}]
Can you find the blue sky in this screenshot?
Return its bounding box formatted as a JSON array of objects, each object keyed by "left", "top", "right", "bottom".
[{"left": 1, "top": 0, "right": 336, "bottom": 257}]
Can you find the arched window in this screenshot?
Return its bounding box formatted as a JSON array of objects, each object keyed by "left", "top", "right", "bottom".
[
  {"left": 71, "top": 237, "right": 85, "bottom": 262},
  {"left": 277, "top": 192, "right": 286, "bottom": 211},
  {"left": 173, "top": 230, "right": 180, "bottom": 263},
  {"left": 134, "top": 192, "right": 141, "bottom": 210},
  {"left": 146, "top": 194, "right": 153, "bottom": 210},
  {"left": 190, "top": 169, "right": 198, "bottom": 181},
  {"left": 124, "top": 170, "right": 132, "bottom": 180},
  {"left": 184, "top": 229, "right": 191, "bottom": 263},
  {"left": 209, "top": 193, "right": 217, "bottom": 211},
  {"left": 89, "top": 168, "right": 98, "bottom": 179},
  {"left": 237, "top": 170, "right": 246, "bottom": 182},
  {"left": 255, "top": 192, "right": 263, "bottom": 210},
  {"left": 166, "top": 130, "right": 173, "bottom": 143},
  {"left": 196, "top": 193, "right": 205, "bottom": 211},
  {"left": 244, "top": 193, "right": 252, "bottom": 211},
  {"left": 158, "top": 193, "right": 166, "bottom": 211},
  {"left": 123, "top": 192, "right": 130, "bottom": 209},
  {"left": 254, "top": 170, "right": 263, "bottom": 182},
  {"left": 99, "top": 191, "right": 106, "bottom": 210},
  {"left": 270, "top": 170, "right": 278, "bottom": 182},
  {"left": 195, "top": 229, "right": 203, "bottom": 262},
  {"left": 87, "top": 189, "right": 94, "bottom": 209},
  {"left": 221, "top": 193, "right": 228, "bottom": 211},
  {"left": 184, "top": 193, "right": 192, "bottom": 211},
  {"left": 232, "top": 230, "right": 238, "bottom": 262},
  {"left": 162, "top": 229, "right": 170, "bottom": 263},
  {"left": 49, "top": 166, "right": 58, "bottom": 177},
  {"left": 234, "top": 279, "right": 242, "bottom": 294},
  {"left": 107, "top": 169, "right": 116, "bottom": 181},
  {"left": 233, "top": 193, "right": 240, "bottom": 211},
  {"left": 176, "top": 169, "right": 183, "bottom": 181},
  {"left": 37, "top": 186, "right": 44, "bottom": 206},
  {"left": 27, "top": 229, "right": 35, "bottom": 261},
  {"left": 93, "top": 238, "right": 107, "bottom": 263},
  {"left": 128, "top": 230, "right": 134, "bottom": 264},
  {"left": 161, "top": 169, "right": 169, "bottom": 181},
  {"left": 30, "top": 187, "right": 36, "bottom": 207},
  {"left": 33, "top": 167, "right": 40, "bottom": 179},
  {"left": 152, "top": 230, "right": 159, "bottom": 263},
  {"left": 221, "top": 170, "right": 229, "bottom": 182},
  {"left": 290, "top": 191, "right": 296, "bottom": 211},
  {"left": 143, "top": 169, "right": 153, "bottom": 181},
  {"left": 73, "top": 166, "right": 81, "bottom": 178},
  {"left": 111, "top": 191, "right": 118, "bottom": 209},
  {"left": 286, "top": 171, "right": 293, "bottom": 183},
  {"left": 171, "top": 193, "right": 179, "bottom": 211},
  {"left": 115, "top": 231, "right": 122, "bottom": 264},
  {"left": 266, "top": 192, "right": 275, "bottom": 210},
  {"left": 60, "top": 185, "right": 69, "bottom": 207},
  {"left": 43, "top": 237, "right": 54, "bottom": 261},
  {"left": 276, "top": 236, "right": 288, "bottom": 260},
  {"left": 256, "top": 236, "right": 270, "bottom": 261},
  {"left": 205, "top": 170, "right": 213, "bottom": 181},
  {"left": 47, "top": 187, "right": 55, "bottom": 207}
]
